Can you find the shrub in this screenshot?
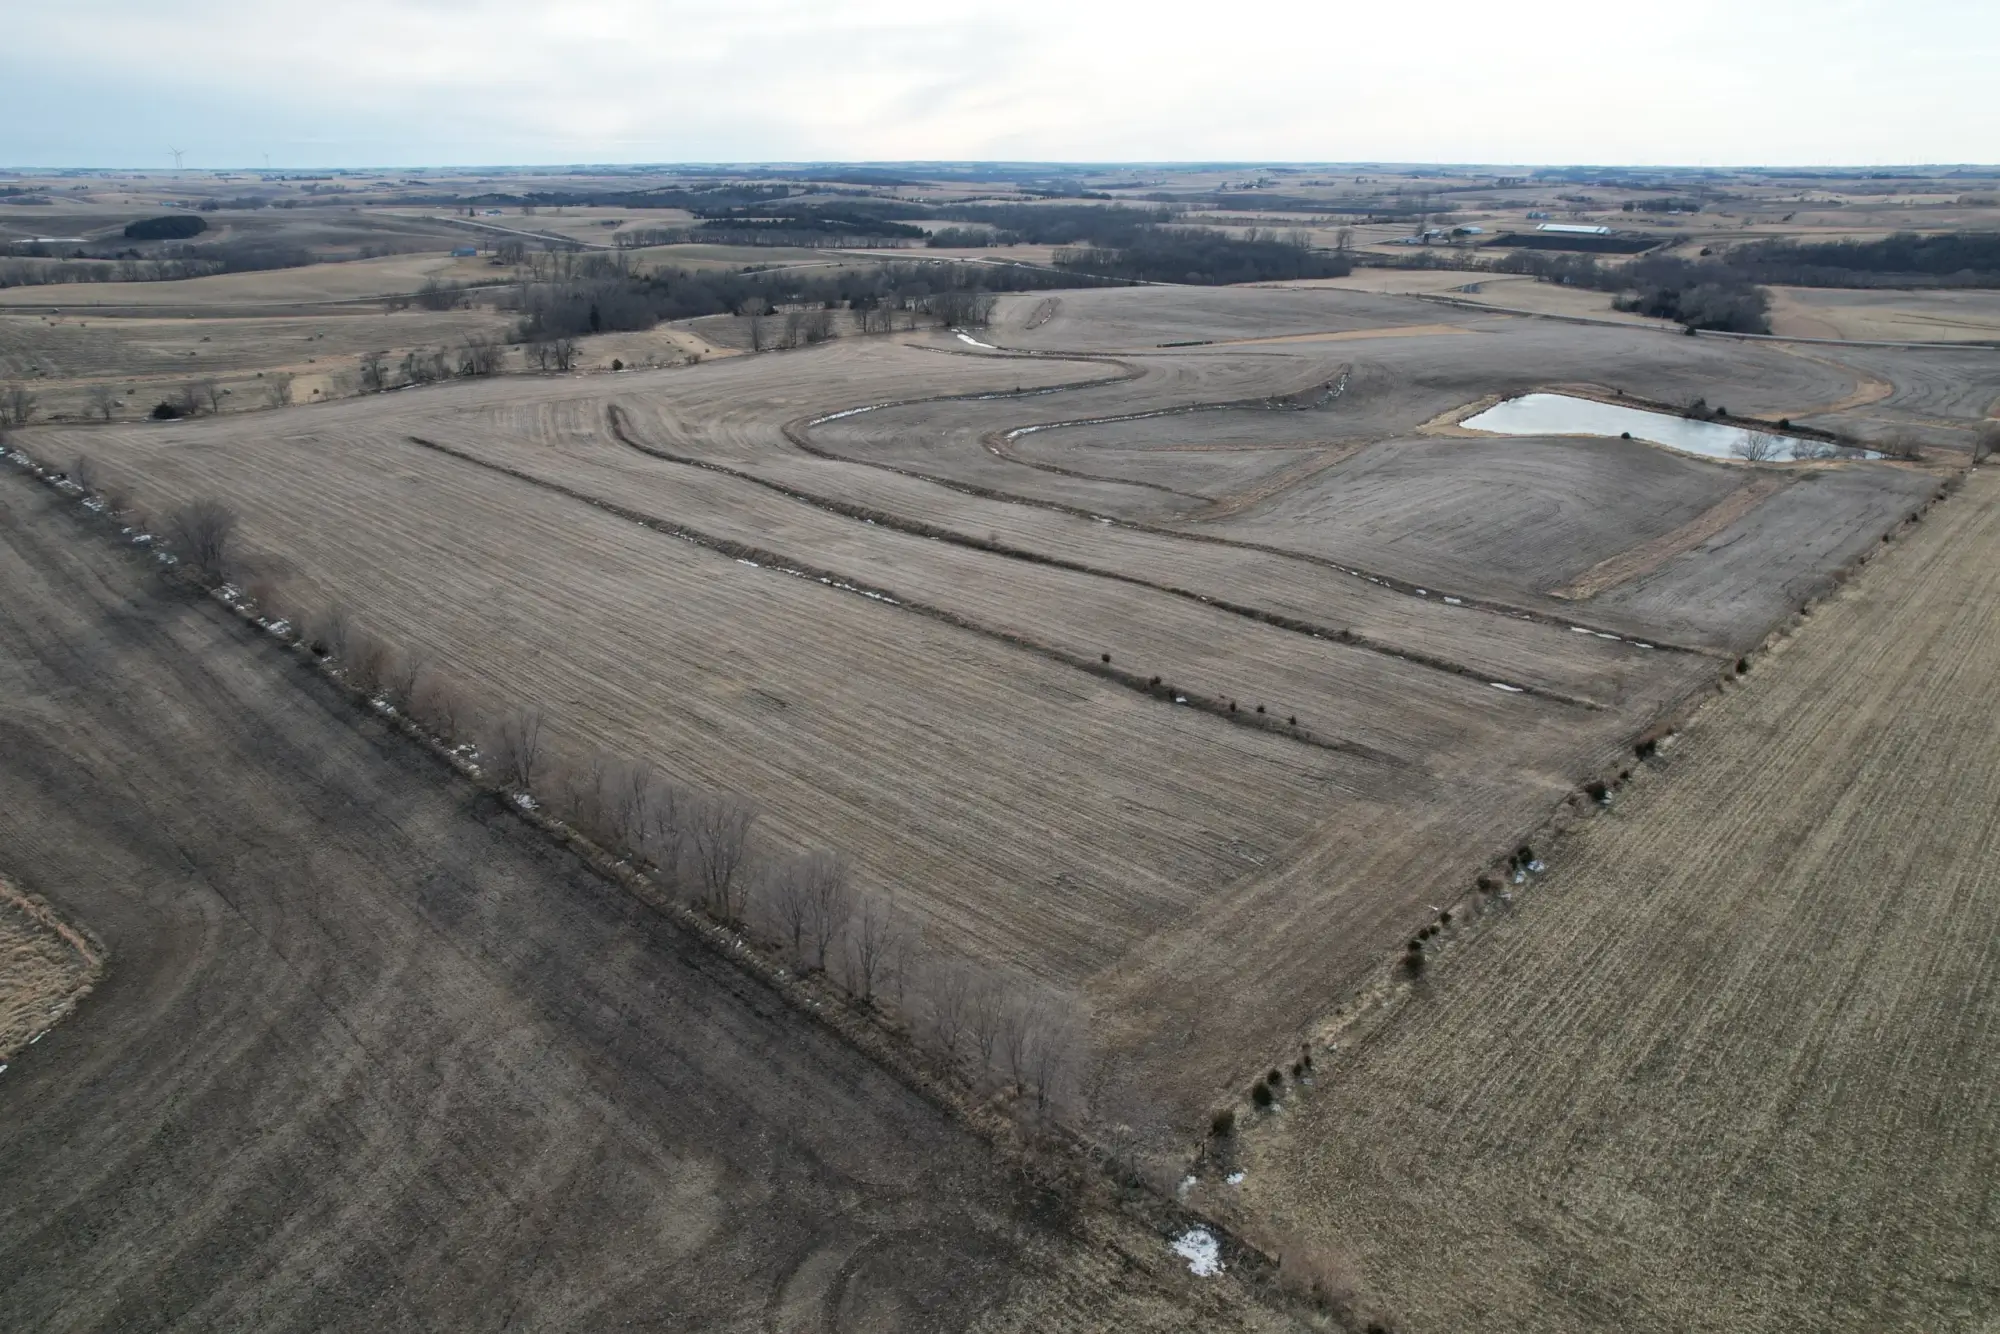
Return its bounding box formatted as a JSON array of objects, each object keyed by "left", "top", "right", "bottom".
[
  {"left": 1101, "top": 652, "right": 1110, "bottom": 663},
  {"left": 1251, "top": 1082, "right": 1274, "bottom": 1108},
  {"left": 1735, "top": 657, "right": 1750, "bottom": 675},
  {"left": 1211, "top": 1108, "right": 1236, "bottom": 1138},
  {"left": 1634, "top": 738, "right": 1658, "bottom": 760},
  {"left": 1584, "top": 779, "right": 1610, "bottom": 804},
  {"left": 1267, "top": 1068, "right": 1283, "bottom": 1086},
  {"left": 151, "top": 401, "right": 182, "bottom": 420}
]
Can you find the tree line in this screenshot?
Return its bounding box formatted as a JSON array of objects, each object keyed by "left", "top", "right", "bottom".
[
  {"left": 1724, "top": 231, "right": 2000, "bottom": 289},
  {"left": 1054, "top": 226, "right": 1352, "bottom": 285},
  {"left": 1488, "top": 251, "right": 1772, "bottom": 333},
  {"left": 511, "top": 259, "right": 1101, "bottom": 342}
]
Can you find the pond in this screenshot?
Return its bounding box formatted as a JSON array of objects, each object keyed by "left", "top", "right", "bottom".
[{"left": 1463, "top": 393, "right": 1878, "bottom": 462}]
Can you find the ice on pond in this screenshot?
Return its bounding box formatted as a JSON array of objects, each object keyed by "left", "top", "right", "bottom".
[{"left": 1464, "top": 393, "right": 1881, "bottom": 462}]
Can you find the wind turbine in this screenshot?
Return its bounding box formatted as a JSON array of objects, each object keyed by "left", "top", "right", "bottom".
[{"left": 169, "top": 147, "right": 185, "bottom": 169}]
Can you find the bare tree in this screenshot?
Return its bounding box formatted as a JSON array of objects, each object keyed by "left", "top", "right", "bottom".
[
  {"left": 459, "top": 335, "right": 505, "bottom": 377},
  {"left": 547, "top": 337, "right": 579, "bottom": 372},
  {"left": 485, "top": 707, "right": 545, "bottom": 793},
  {"left": 639, "top": 780, "right": 691, "bottom": 884},
  {"left": 358, "top": 351, "right": 389, "bottom": 392},
  {"left": 413, "top": 674, "right": 472, "bottom": 744},
  {"left": 843, "top": 889, "right": 896, "bottom": 1005},
  {"left": 344, "top": 630, "right": 394, "bottom": 695},
  {"left": 2, "top": 383, "right": 35, "bottom": 426},
  {"left": 199, "top": 378, "right": 224, "bottom": 415},
  {"left": 1027, "top": 1006, "right": 1083, "bottom": 1113},
  {"left": 966, "top": 972, "right": 1006, "bottom": 1080},
  {"left": 689, "top": 793, "right": 756, "bottom": 922},
  {"left": 997, "top": 990, "right": 1048, "bottom": 1096},
  {"left": 264, "top": 371, "right": 294, "bottom": 408},
  {"left": 747, "top": 312, "right": 768, "bottom": 352},
  {"left": 1730, "top": 431, "right": 1783, "bottom": 463},
  {"left": 769, "top": 851, "right": 839, "bottom": 965},
  {"left": 311, "top": 602, "right": 352, "bottom": 659},
  {"left": 85, "top": 384, "right": 117, "bottom": 421},
  {"left": 164, "top": 497, "right": 238, "bottom": 581},
  {"left": 919, "top": 958, "right": 974, "bottom": 1067},
  {"left": 800, "top": 852, "right": 853, "bottom": 972},
  {"left": 608, "top": 758, "right": 656, "bottom": 850},
  {"left": 176, "top": 383, "right": 206, "bottom": 418},
  {"left": 1788, "top": 435, "right": 1837, "bottom": 461},
  {"left": 385, "top": 647, "right": 430, "bottom": 708},
  {"left": 68, "top": 453, "right": 98, "bottom": 494}
]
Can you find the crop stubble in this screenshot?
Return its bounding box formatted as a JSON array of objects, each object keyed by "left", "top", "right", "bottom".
[
  {"left": 0, "top": 477, "right": 1287, "bottom": 1334},
  {"left": 1243, "top": 467, "right": 2000, "bottom": 1332}
]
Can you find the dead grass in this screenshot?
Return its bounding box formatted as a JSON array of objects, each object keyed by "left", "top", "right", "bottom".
[{"left": 0, "top": 875, "right": 102, "bottom": 1062}]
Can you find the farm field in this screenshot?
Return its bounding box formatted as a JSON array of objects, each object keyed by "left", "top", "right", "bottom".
[
  {"left": 1767, "top": 284, "right": 2000, "bottom": 343},
  {"left": 1240, "top": 466, "right": 2000, "bottom": 1333},
  {"left": 0, "top": 251, "right": 494, "bottom": 309},
  {"left": 19, "top": 281, "right": 1956, "bottom": 1149},
  {"left": 0, "top": 475, "right": 1288, "bottom": 1334}
]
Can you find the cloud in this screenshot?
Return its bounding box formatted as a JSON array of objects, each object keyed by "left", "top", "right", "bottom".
[{"left": 3, "top": 0, "right": 1996, "bottom": 166}]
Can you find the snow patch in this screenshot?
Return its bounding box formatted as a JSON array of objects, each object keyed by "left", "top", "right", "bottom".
[
  {"left": 1443, "top": 596, "right": 1463, "bottom": 605},
  {"left": 1489, "top": 682, "right": 1526, "bottom": 693},
  {"left": 1173, "top": 1228, "right": 1224, "bottom": 1277},
  {"left": 1225, "top": 1170, "right": 1246, "bottom": 1186},
  {"left": 955, "top": 332, "right": 998, "bottom": 349}
]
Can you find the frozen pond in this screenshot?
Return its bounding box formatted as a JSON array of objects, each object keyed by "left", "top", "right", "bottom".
[{"left": 1464, "top": 393, "right": 1877, "bottom": 462}]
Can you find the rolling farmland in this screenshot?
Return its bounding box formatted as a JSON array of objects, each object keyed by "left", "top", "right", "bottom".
[
  {"left": 1243, "top": 467, "right": 2000, "bottom": 1332},
  {"left": 20, "top": 283, "right": 1958, "bottom": 1142},
  {"left": 0, "top": 476, "right": 1287, "bottom": 1333}
]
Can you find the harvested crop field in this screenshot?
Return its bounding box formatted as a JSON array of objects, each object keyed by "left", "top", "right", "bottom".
[
  {"left": 16, "top": 285, "right": 1957, "bottom": 1146},
  {"left": 1240, "top": 467, "right": 2000, "bottom": 1333},
  {"left": 0, "top": 475, "right": 1287, "bottom": 1334}
]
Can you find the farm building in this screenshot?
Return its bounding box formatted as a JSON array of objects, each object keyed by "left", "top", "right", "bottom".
[{"left": 1536, "top": 222, "right": 1612, "bottom": 235}]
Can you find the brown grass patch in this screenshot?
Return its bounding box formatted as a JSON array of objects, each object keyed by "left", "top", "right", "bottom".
[{"left": 0, "top": 874, "right": 102, "bottom": 1061}]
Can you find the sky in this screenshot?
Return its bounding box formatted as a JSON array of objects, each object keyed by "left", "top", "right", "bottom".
[{"left": 5, "top": 0, "right": 1997, "bottom": 169}]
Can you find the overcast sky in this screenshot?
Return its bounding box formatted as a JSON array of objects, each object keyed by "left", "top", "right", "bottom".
[{"left": 6, "top": 0, "right": 1996, "bottom": 169}]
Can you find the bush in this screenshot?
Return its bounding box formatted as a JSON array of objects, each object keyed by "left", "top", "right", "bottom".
[
  {"left": 1210, "top": 1108, "right": 1236, "bottom": 1138},
  {"left": 1251, "top": 1082, "right": 1275, "bottom": 1108},
  {"left": 151, "top": 401, "right": 182, "bottom": 420}
]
